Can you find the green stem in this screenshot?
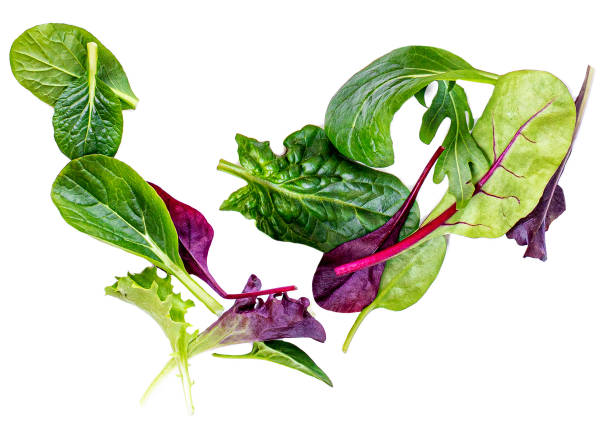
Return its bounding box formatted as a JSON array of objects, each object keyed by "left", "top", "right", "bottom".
[
  {"left": 473, "top": 69, "right": 500, "bottom": 83},
  {"left": 140, "top": 357, "right": 177, "bottom": 405},
  {"left": 169, "top": 264, "right": 224, "bottom": 316},
  {"left": 217, "top": 159, "right": 248, "bottom": 180},
  {"left": 86, "top": 42, "right": 98, "bottom": 93},
  {"left": 342, "top": 304, "right": 375, "bottom": 353},
  {"left": 176, "top": 352, "right": 194, "bottom": 415}
]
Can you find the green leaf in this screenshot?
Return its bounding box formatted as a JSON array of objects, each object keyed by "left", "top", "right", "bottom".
[
  {"left": 10, "top": 23, "right": 138, "bottom": 109},
  {"left": 52, "top": 43, "right": 123, "bottom": 159},
  {"left": 218, "top": 125, "right": 419, "bottom": 252},
  {"left": 51, "top": 154, "right": 223, "bottom": 315},
  {"left": 426, "top": 70, "right": 576, "bottom": 239},
  {"left": 106, "top": 267, "right": 197, "bottom": 413},
  {"left": 343, "top": 236, "right": 447, "bottom": 352},
  {"left": 324, "top": 46, "right": 498, "bottom": 167},
  {"left": 419, "top": 81, "right": 489, "bottom": 208},
  {"left": 213, "top": 340, "right": 333, "bottom": 387}
]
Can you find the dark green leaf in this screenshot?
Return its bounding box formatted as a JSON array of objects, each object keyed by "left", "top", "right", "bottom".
[
  {"left": 324, "top": 46, "right": 497, "bottom": 167},
  {"left": 419, "top": 81, "right": 489, "bottom": 207},
  {"left": 214, "top": 340, "right": 333, "bottom": 387},
  {"left": 218, "top": 125, "right": 419, "bottom": 252},
  {"left": 9, "top": 23, "right": 138, "bottom": 109},
  {"left": 52, "top": 43, "right": 123, "bottom": 158}
]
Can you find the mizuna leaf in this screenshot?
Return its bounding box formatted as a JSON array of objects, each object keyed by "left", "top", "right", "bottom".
[
  {"left": 324, "top": 46, "right": 498, "bottom": 167},
  {"left": 51, "top": 154, "right": 223, "bottom": 315},
  {"left": 9, "top": 23, "right": 138, "bottom": 109},
  {"left": 105, "top": 267, "right": 196, "bottom": 412},
  {"left": 506, "top": 66, "right": 593, "bottom": 260},
  {"left": 218, "top": 125, "right": 419, "bottom": 252},
  {"left": 52, "top": 43, "right": 123, "bottom": 159},
  {"left": 343, "top": 237, "right": 447, "bottom": 351},
  {"left": 419, "top": 81, "right": 489, "bottom": 208},
  {"left": 213, "top": 340, "right": 333, "bottom": 387}
]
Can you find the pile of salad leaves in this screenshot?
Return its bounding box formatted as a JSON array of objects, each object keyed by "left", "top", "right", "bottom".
[{"left": 10, "top": 23, "right": 591, "bottom": 413}]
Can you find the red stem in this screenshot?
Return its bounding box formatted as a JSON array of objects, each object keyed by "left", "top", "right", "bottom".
[{"left": 223, "top": 285, "right": 297, "bottom": 299}]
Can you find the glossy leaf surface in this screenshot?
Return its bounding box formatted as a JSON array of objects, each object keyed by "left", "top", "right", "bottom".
[
  {"left": 214, "top": 340, "right": 332, "bottom": 387},
  {"left": 324, "top": 46, "right": 497, "bottom": 167},
  {"left": 219, "top": 125, "right": 417, "bottom": 252}
]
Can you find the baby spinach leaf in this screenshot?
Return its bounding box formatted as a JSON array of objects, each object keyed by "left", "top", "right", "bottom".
[
  {"left": 106, "top": 267, "right": 197, "bottom": 413},
  {"left": 324, "top": 46, "right": 498, "bottom": 167},
  {"left": 419, "top": 81, "right": 489, "bottom": 208},
  {"left": 52, "top": 43, "right": 123, "bottom": 159},
  {"left": 343, "top": 236, "right": 446, "bottom": 351},
  {"left": 10, "top": 23, "right": 138, "bottom": 109},
  {"left": 51, "top": 154, "right": 223, "bottom": 315},
  {"left": 506, "top": 66, "right": 593, "bottom": 260},
  {"left": 213, "top": 340, "right": 333, "bottom": 387},
  {"left": 218, "top": 125, "right": 418, "bottom": 252}
]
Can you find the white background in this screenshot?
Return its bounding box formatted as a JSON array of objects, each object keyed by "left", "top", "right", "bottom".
[{"left": 1, "top": 1, "right": 610, "bottom": 431}]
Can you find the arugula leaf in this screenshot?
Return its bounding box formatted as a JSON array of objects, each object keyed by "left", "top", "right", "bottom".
[
  {"left": 106, "top": 267, "right": 196, "bottom": 413},
  {"left": 51, "top": 154, "right": 223, "bottom": 315},
  {"left": 418, "top": 81, "right": 489, "bottom": 207},
  {"left": 506, "top": 66, "right": 593, "bottom": 260},
  {"left": 214, "top": 340, "right": 332, "bottom": 387},
  {"left": 52, "top": 43, "right": 123, "bottom": 159},
  {"left": 10, "top": 23, "right": 138, "bottom": 109},
  {"left": 343, "top": 236, "right": 447, "bottom": 351},
  {"left": 218, "top": 125, "right": 418, "bottom": 252},
  {"left": 324, "top": 46, "right": 498, "bottom": 167}
]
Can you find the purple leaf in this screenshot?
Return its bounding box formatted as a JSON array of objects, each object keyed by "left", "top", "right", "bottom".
[
  {"left": 150, "top": 182, "right": 296, "bottom": 299},
  {"left": 203, "top": 274, "right": 326, "bottom": 345},
  {"left": 312, "top": 146, "right": 443, "bottom": 312},
  {"left": 506, "top": 66, "right": 592, "bottom": 261}
]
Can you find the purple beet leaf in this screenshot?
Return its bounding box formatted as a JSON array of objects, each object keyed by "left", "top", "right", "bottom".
[
  {"left": 312, "top": 146, "right": 443, "bottom": 312},
  {"left": 506, "top": 66, "right": 593, "bottom": 260},
  {"left": 149, "top": 182, "right": 296, "bottom": 299},
  {"left": 195, "top": 274, "right": 326, "bottom": 349}
]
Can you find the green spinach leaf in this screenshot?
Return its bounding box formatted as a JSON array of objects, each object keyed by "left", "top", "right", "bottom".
[
  {"left": 218, "top": 125, "right": 419, "bottom": 252},
  {"left": 419, "top": 81, "right": 489, "bottom": 207},
  {"left": 10, "top": 23, "right": 138, "bottom": 109},
  {"left": 214, "top": 340, "right": 332, "bottom": 387},
  {"left": 106, "top": 267, "right": 197, "bottom": 413},
  {"left": 324, "top": 46, "right": 497, "bottom": 167},
  {"left": 52, "top": 43, "right": 123, "bottom": 158},
  {"left": 51, "top": 154, "right": 223, "bottom": 315}
]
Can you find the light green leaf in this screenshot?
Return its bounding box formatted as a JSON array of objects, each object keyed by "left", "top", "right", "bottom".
[
  {"left": 51, "top": 154, "right": 223, "bottom": 315},
  {"left": 52, "top": 43, "right": 123, "bottom": 158},
  {"left": 106, "top": 267, "right": 196, "bottom": 413},
  {"left": 324, "top": 46, "right": 498, "bottom": 167},
  {"left": 343, "top": 236, "right": 447, "bottom": 352},
  {"left": 213, "top": 340, "right": 333, "bottom": 387},
  {"left": 420, "top": 81, "right": 489, "bottom": 208},
  {"left": 10, "top": 23, "right": 138, "bottom": 109},
  {"left": 425, "top": 70, "right": 576, "bottom": 239},
  {"left": 218, "top": 125, "right": 419, "bottom": 252}
]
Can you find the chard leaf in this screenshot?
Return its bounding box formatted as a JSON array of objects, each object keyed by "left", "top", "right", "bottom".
[
  {"left": 105, "top": 267, "right": 196, "bottom": 412},
  {"left": 51, "top": 154, "right": 223, "bottom": 315},
  {"left": 10, "top": 23, "right": 138, "bottom": 109},
  {"left": 218, "top": 125, "right": 418, "bottom": 252},
  {"left": 324, "top": 46, "right": 497, "bottom": 167},
  {"left": 343, "top": 236, "right": 447, "bottom": 351},
  {"left": 213, "top": 340, "right": 332, "bottom": 387},
  {"left": 426, "top": 70, "right": 576, "bottom": 239},
  {"left": 506, "top": 66, "right": 593, "bottom": 260},
  {"left": 52, "top": 43, "right": 123, "bottom": 159},
  {"left": 419, "top": 81, "right": 489, "bottom": 208}
]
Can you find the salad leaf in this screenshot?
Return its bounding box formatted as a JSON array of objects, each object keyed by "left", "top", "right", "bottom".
[
  {"left": 218, "top": 125, "right": 418, "bottom": 252},
  {"left": 418, "top": 81, "right": 489, "bottom": 207},
  {"left": 506, "top": 66, "right": 593, "bottom": 260},
  {"left": 106, "top": 267, "right": 196, "bottom": 413},
  {"left": 343, "top": 236, "right": 446, "bottom": 351},
  {"left": 9, "top": 23, "right": 138, "bottom": 109},
  {"left": 51, "top": 154, "right": 223, "bottom": 315},
  {"left": 52, "top": 42, "right": 123, "bottom": 158},
  {"left": 213, "top": 340, "right": 333, "bottom": 387},
  {"left": 324, "top": 46, "right": 497, "bottom": 167}
]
